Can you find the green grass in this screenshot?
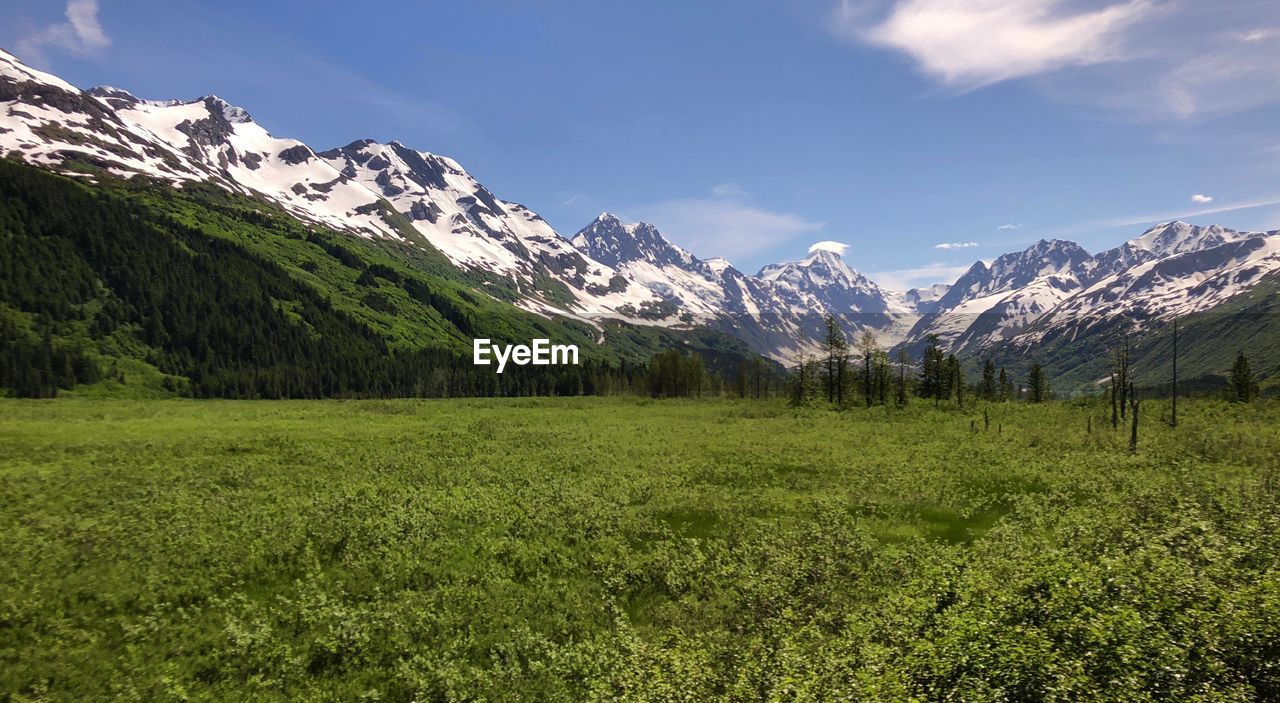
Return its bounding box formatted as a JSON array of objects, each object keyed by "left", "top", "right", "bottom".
[{"left": 2, "top": 398, "right": 1279, "bottom": 701}]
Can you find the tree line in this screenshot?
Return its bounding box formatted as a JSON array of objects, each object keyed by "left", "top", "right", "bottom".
[
  {"left": 788, "top": 317, "right": 1045, "bottom": 409},
  {"left": 787, "top": 315, "right": 1262, "bottom": 410}
]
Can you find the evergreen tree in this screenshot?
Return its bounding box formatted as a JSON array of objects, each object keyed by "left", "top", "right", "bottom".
[
  {"left": 789, "top": 353, "right": 809, "bottom": 407},
  {"left": 998, "top": 367, "right": 1012, "bottom": 402},
  {"left": 1229, "top": 351, "right": 1259, "bottom": 403},
  {"left": 1028, "top": 363, "right": 1049, "bottom": 403},
  {"left": 874, "top": 349, "right": 891, "bottom": 406},
  {"left": 858, "top": 330, "right": 879, "bottom": 408},
  {"left": 943, "top": 354, "right": 961, "bottom": 405},
  {"left": 953, "top": 356, "right": 966, "bottom": 407},
  {"left": 895, "top": 347, "right": 910, "bottom": 407},
  {"left": 920, "top": 335, "right": 946, "bottom": 405},
  {"left": 980, "top": 359, "right": 997, "bottom": 400},
  {"left": 822, "top": 316, "right": 849, "bottom": 407}
]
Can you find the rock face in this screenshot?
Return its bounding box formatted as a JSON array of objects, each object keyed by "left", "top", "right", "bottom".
[
  {"left": 4, "top": 47, "right": 1280, "bottom": 365},
  {"left": 571, "top": 214, "right": 696, "bottom": 270}
]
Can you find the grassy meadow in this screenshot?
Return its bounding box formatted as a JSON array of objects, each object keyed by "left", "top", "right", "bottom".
[{"left": 2, "top": 397, "right": 1279, "bottom": 701}]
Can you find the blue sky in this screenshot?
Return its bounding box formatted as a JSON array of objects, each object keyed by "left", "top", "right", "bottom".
[{"left": 4, "top": 0, "right": 1280, "bottom": 288}]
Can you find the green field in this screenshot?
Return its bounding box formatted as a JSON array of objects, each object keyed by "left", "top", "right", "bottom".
[{"left": 2, "top": 398, "right": 1279, "bottom": 701}]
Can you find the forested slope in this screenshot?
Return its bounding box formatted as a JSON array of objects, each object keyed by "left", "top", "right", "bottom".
[{"left": 0, "top": 160, "right": 760, "bottom": 398}]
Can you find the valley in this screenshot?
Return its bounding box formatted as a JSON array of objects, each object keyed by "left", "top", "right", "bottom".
[{"left": 4, "top": 47, "right": 1278, "bottom": 395}]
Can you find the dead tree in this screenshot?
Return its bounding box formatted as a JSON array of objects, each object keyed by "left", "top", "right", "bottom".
[
  {"left": 1170, "top": 318, "right": 1178, "bottom": 428},
  {"left": 1129, "top": 382, "right": 1140, "bottom": 452},
  {"left": 1110, "top": 373, "right": 1119, "bottom": 428}
]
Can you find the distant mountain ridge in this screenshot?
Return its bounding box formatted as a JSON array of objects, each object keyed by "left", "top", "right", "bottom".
[{"left": 4, "top": 48, "right": 1279, "bottom": 385}]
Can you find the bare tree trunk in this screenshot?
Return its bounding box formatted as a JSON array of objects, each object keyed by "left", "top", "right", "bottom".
[
  {"left": 1119, "top": 338, "right": 1130, "bottom": 420},
  {"left": 1129, "top": 383, "right": 1139, "bottom": 452},
  {"left": 865, "top": 353, "right": 872, "bottom": 408},
  {"left": 1110, "top": 374, "right": 1118, "bottom": 428},
  {"left": 1171, "top": 318, "right": 1178, "bottom": 428}
]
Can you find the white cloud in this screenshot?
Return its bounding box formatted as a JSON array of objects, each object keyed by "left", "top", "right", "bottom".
[
  {"left": 18, "top": 0, "right": 110, "bottom": 61},
  {"left": 1142, "top": 36, "right": 1280, "bottom": 119},
  {"left": 830, "top": 0, "right": 1280, "bottom": 122},
  {"left": 1190, "top": 193, "right": 1214, "bottom": 204},
  {"left": 809, "top": 241, "right": 850, "bottom": 256},
  {"left": 867, "top": 262, "right": 972, "bottom": 290},
  {"left": 1238, "top": 28, "right": 1280, "bottom": 43},
  {"left": 997, "top": 223, "right": 1023, "bottom": 230},
  {"left": 833, "top": 0, "right": 1152, "bottom": 90},
  {"left": 711, "top": 182, "right": 748, "bottom": 198},
  {"left": 934, "top": 241, "right": 978, "bottom": 250},
  {"left": 627, "top": 186, "right": 824, "bottom": 261}
]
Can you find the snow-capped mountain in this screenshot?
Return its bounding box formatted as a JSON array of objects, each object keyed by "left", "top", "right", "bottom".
[
  {"left": 569, "top": 214, "right": 924, "bottom": 358},
  {"left": 1029, "top": 230, "right": 1280, "bottom": 345},
  {"left": 758, "top": 249, "right": 897, "bottom": 318},
  {"left": 570, "top": 213, "right": 817, "bottom": 354},
  {"left": 933, "top": 239, "right": 1093, "bottom": 312},
  {"left": 1088, "top": 221, "right": 1260, "bottom": 280},
  {"left": 571, "top": 214, "right": 697, "bottom": 270},
  {"left": 0, "top": 47, "right": 961, "bottom": 361},
  {"left": 4, "top": 47, "right": 1280, "bottom": 369},
  {"left": 0, "top": 48, "right": 663, "bottom": 323},
  {"left": 910, "top": 223, "right": 1280, "bottom": 358},
  {"left": 901, "top": 239, "right": 1093, "bottom": 352}
]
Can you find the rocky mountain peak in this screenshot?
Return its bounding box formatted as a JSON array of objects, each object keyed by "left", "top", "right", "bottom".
[{"left": 569, "top": 214, "right": 695, "bottom": 269}]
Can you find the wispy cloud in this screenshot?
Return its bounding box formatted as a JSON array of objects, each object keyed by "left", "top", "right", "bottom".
[
  {"left": 1190, "top": 193, "right": 1214, "bottom": 204},
  {"left": 1029, "top": 192, "right": 1280, "bottom": 241},
  {"left": 627, "top": 186, "right": 824, "bottom": 261},
  {"left": 828, "top": 0, "right": 1280, "bottom": 121},
  {"left": 1238, "top": 28, "right": 1280, "bottom": 43},
  {"left": 831, "top": 0, "right": 1152, "bottom": 91},
  {"left": 711, "top": 182, "right": 748, "bottom": 198},
  {"left": 934, "top": 241, "right": 978, "bottom": 250},
  {"left": 997, "top": 223, "right": 1023, "bottom": 230},
  {"left": 1102, "top": 194, "right": 1280, "bottom": 229},
  {"left": 867, "top": 262, "right": 972, "bottom": 290},
  {"left": 17, "top": 0, "right": 110, "bottom": 61}
]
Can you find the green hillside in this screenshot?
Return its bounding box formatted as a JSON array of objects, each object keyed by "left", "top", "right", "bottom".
[
  {"left": 980, "top": 273, "right": 1280, "bottom": 397},
  {"left": 0, "top": 159, "right": 764, "bottom": 398}
]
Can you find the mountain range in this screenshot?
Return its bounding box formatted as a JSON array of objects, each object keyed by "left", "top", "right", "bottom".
[{"left": 3, "top": 48, "right": 1277, "bottom": 391}]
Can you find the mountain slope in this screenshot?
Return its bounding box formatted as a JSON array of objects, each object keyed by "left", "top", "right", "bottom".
[
  {"left": 4, "top": 47, "right": 1278, "bottom": 388},
  {"left": 905, "top": 224, "right": 1280, "bottom": 389},
  {"left": 0, "top": 159, "right": 767, "bottom": 397},
  {"left": 571, "top": 214, "right": 923, "bottom": 359},
  {"left": 1, "top": 48, "right": 661, "bottom": 325}
]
